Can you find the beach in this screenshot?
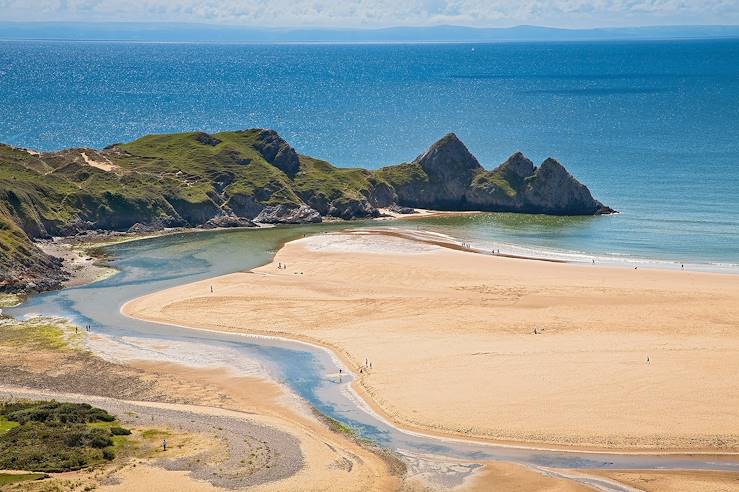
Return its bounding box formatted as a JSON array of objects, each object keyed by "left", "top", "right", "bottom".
[{"left": 124, "top": 228, "right": 739, "bottom": 452}]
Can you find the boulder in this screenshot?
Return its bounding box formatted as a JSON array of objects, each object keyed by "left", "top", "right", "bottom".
[
  {"left": 388, "top": 204, "right": 418, "bottom": 214},
  {"left": 254, "top": 204, "right": 322, "bottom": 224},
  {"left": 202, "top": 215, "right": 256, "bottom": 229}
]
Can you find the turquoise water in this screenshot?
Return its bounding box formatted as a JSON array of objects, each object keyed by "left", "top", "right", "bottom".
[{"left": 1, "top": 40, "right": 738, "bottom": 264}]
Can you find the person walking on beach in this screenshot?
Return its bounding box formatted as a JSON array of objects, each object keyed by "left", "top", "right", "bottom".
[
  {"left": 162, "top": 439, "right": 168, "bottom": 451},
  {"left": 210, "top": 285, "right": 213, "bottom": 293}
]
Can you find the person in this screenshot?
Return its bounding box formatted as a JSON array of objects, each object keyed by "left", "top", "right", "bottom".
[
  {"left": 339, "top": 368, "right": 342, "bottom": 375},
  {"left": 210, "top": 285, "right": 213, "bottom": 293},
  {"left": 646, "top": 356, "right": 650, "bottom": 364},
  {"left": 681, "top": 264, "right": 684, "bottom": 270},
  {"left": 162, "top": 439, "right": 168, "bottom": 451}
]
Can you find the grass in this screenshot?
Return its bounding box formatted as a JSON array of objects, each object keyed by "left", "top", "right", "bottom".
[
  {"left": 0, "top": 293, "right": 23, "bottom": 308},
  {"left": 0, "top": 473, "right": 47, "bottom": 486},
  {"left": 0, "top": 401, "right": 130, "bottom": 473},
  {"left": 0, "top": 318, "right": 70, "bottom": 351},
  {"left": 1, "top": 128, "right": 547, "bottom": 291},
  {"left": 0, "top": 416, "right": 19, "bottom": 434}
]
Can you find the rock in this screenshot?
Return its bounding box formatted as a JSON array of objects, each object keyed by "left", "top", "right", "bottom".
[
  {"left": 383, "top": 135, "right": 614, "bottom": 216},
  {"left": 252, "top": 129, "right": 300, "bottom": 176},
  {"left": 388, "top": 205, "right": 418, "bottom": 214},
  {"left": 496, "top": 152, "right": 535, "bottom": 178},
  {"left": 327, "top": 198, "right": 380, "bottom": 220},
  {"left": 254, "top": 204, "right": 322, "bottom": 224},
  {"left": 388, "top": 133, "right": 485, "bottom": 210},
  {"left": 194, "top": 132, "right": 222, "bottom": 146},
  {"left": 521, "top": 158, "right": 609, "bottom": 215},
  {"left": 127, "top": 222, "right": 160, "bottom": 233},
  {"left": 202, "top": 215, "right": 256, "bottom": 229}
]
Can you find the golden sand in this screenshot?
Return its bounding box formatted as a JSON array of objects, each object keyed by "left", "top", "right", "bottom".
[{"left": 124, "top": 230, "right": 739, "bottom": 451}]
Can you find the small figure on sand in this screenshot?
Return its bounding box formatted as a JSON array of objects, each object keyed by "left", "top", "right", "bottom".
[
  {"left": 210, "top": 285, "right": 213, "bottom": 293},
  {"left": 162, "top": 439, "right": 168, "bottom": 451},
  {"left": 646, "top": 356, "right": 650, "bottom": 364},
  {"left": 278, "top": 262, "right": 282, "bottom": 269}
]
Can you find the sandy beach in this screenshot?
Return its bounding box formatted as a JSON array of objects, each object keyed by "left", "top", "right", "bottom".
[{"left": 124, "top": 228, "right": 739, "bottom": 452}]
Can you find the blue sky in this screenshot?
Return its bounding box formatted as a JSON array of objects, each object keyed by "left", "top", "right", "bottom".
[{"left": 1, "top": 0, "right": 738, "bottom": 28}]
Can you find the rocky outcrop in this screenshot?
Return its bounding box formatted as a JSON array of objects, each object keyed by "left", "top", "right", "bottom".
[
  {"left": 520, "top": 158, "right": 614, "bottom": 215},
  {"left": 252, "top": 129, "right": 300, "bottom": 177},
  {"left": 389, "top": 133, "right": 483, "bottom": 210},
  {"left": 388, "top": 205, "right": 418, "bottom": 214},
  {"left": 202, "top": 215, "right": 257, "bottom": 229},
  {"left": 0, "top": 129, "right": 614, "bottom": 294},
  {"left": 254, "top": 204, "right": 321, "bottom": 224},
  {"left": 327, "top": 198, "right": 380, "bottom": 220},
  {"left": 381, "top": 135, "right": 613, "bottom": 216}
]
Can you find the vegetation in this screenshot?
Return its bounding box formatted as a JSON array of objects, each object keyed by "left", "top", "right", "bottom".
[
  {"left": 0, "top": 473, "right": 47, "bottom": 486},
  {"left": 0, "top": 401, "right": 130, "bottom": 473},
  {"left": 2, "top": 128, "right": 594, "bottom": 291}
]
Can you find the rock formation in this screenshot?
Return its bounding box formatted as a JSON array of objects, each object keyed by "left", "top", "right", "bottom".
[{"left": 0, "top": 129, "right": 614, "bottom": 293}]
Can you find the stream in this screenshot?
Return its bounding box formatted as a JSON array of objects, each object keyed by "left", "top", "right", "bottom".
[{"left": 8, "top": 223, "right": 739, "bottom": 489}]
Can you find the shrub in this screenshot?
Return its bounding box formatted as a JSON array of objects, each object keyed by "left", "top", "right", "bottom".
[{"left": 110, "top": 426, "right": 131, "bottom": 436}]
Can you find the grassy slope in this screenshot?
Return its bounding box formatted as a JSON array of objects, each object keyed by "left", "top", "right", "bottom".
[{"left": 1, "top": 129, "right": 538, "bottom": 292}]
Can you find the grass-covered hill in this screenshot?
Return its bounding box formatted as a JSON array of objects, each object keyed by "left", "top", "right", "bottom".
[{"left": 0, "top": 129, "right": 612, "bottom": 293}]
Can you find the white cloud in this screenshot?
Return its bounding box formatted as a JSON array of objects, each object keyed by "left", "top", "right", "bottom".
[{"left": 1, "top": 0, "right": 738, "bottom": 27}]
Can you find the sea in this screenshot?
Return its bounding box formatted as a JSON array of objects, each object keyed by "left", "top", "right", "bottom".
[{"left": 1, "top": 39, "right": 738, "bottom": 268}]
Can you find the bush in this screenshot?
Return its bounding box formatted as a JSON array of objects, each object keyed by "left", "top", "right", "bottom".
[
  {"left": 110, "top": 426, "right": 131, "bottom": 436},
  {"left": 0, "top": 401, "right": 124, "bottom": 472},
  {"left": 1, "top": 401, "right": 115, "bottom": 425}
]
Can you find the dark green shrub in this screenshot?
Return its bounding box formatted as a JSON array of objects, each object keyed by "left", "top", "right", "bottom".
[{"left": 110, "top": 426, "right": 131, "bottom": 436}]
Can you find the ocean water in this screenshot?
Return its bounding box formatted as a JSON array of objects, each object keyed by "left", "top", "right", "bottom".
[{"left": 1, "top": 39, "right": 738, "bottom": 265}]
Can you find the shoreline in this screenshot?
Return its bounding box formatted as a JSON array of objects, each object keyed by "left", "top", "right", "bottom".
[
  {"left": 121, "top": 297, "right": 739, "bottom": 457},
  {"left": 27, "top": 207, "right": 738, "bottom": 300},
  {"left": 120, "top": 228, "right": 739, "bottom": 455}
]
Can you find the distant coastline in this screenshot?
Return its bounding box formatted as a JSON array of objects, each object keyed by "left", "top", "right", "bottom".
[{"left": 1, "top": 22, "right": 739, "bottom": 43}]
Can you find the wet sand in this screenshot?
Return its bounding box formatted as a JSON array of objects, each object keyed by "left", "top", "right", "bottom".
[{"left": 124, "top": 229, "right": 739, "bottom": 452}]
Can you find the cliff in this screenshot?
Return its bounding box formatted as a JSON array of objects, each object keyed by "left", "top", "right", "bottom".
[
  {"left": 0, "top": 129, "right": 613, "bottom": 292},
  {"left": 378, "top": 134, "right": 613, "bottom": 215}
]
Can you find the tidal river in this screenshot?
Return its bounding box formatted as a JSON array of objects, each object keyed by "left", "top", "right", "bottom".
[{"left": 8, "top": 223, "right": 739, "bottom": 489}]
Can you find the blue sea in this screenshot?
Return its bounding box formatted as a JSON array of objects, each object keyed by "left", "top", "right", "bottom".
[{"left": 1, "top": 39, "right": 738, "bottom": 267}]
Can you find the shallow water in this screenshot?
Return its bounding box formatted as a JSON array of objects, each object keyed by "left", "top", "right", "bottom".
[{"left": 8, "top": 225, "right": 739, "bottom": 478}]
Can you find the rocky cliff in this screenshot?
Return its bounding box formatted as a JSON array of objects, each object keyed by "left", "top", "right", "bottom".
[
  {"left": 379, "top": 133, "right": 613, "bottom": 215},
  {"left": 0, "top": 129, "right": 613, "bottom": 292}
]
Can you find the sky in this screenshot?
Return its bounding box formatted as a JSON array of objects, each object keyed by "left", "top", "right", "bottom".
[{"left": 1, "top": 0, "right": 739, "bottom": 29}]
